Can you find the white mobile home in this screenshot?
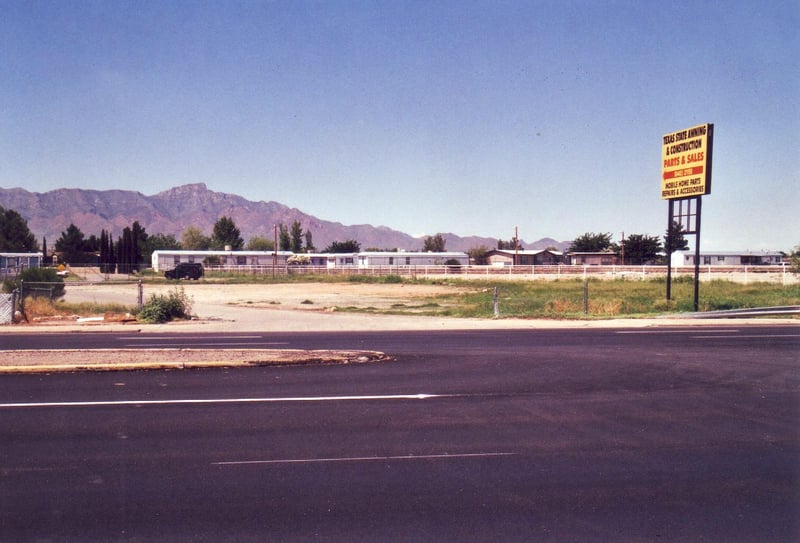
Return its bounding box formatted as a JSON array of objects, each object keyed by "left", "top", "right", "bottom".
[
  {"left": 356, "top": 251, "right": 469, "bottom": 268},
  {"left": 0, "top": 252, "right": 44, "bottom": 275},
  {"left": 671, "top": 251, "right": 784, "bottom": 267},
  {"left": 151, "top": 250, "right": 293, "bottom": 272}
]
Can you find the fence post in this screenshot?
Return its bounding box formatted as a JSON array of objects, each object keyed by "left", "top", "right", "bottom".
[
  {"left": 583, "top": 279, "right": 589, "bottom": 315},
  {"left": 138, "top": 280, "right": 143, "bottom": 312},
  {"left": 493, "top": 287, "right": 499, "bottom": 318}
]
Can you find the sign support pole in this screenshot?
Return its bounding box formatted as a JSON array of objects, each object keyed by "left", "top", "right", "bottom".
[
  {"left": 666, "top": 199, "right": 674, "bottom": 301},
  {"left": 661, "top": 123, "right": 713, "bottom": 313},
  {"left": 693, "top": 196, "right": 702, "bottom": 312}
]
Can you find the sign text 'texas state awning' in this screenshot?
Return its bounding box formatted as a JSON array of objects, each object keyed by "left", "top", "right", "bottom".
[{"left": 661, "top": 123, "right": 714, "bottom": 199}]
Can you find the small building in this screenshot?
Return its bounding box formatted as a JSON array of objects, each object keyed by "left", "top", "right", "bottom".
[
  {"left": 0, "top": 252, "right": 43, "bottom": 276},
  {"left": 485, "top": 249, "right": 564, "bottom": 266},
  {"left": 567, "top": 251, "right": 620, "bottom": 266},
  {"left": 671, "top": 250, "right": 784, "bottom": 267}
]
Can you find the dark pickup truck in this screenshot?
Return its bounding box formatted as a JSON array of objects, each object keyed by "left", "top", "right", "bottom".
[{"left": 164, "top": 262, "right": 204, "bottom": 280}]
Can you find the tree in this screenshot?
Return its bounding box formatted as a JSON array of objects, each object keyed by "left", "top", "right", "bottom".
[
  {"left": 497, "top": 238, "right": 522, "bottom": 250},
  {"left": 422, "top": 233, "right": 446, "bottom": 252},
  {"left": 211, "top": 216, "right": 244, "bottom": 250},
  {"left": 131, "top": 221, "right": 148, "bottom": 265},
  {"left": 569, "top": 232, "right": 613, "bottom": 253},
  {"left": 304, "top": 230, "right": 316, "bottom": 252},
  {"left": 0, "top": 206, "right": 38, "bottom": 252},
  {"left": 621, "top": 234, "right": 662, "bottom": 265},
  {"left": 323, "top": 240, "right": 361, "bottom": 253},
  {"left": 290, "top": 220, "right": 304, "bottom": 253},
  {"left": 116, "top": 226, "right": 137, "bottom": 273},
  {"left": 246, "top": 236, "right": 275, "bottom": 251},
  {"left": 278, "top": 224, "right": 291, "bottom": 251},
  {"left": 468, "top": 245, "right": 490, "bottom": 265},
  {"left": 664, "top": 221, "right": 690, "bottom": 256},
  {"left": 99, "top": 229, "right": 114, "bottom": 273},
  {"left": 55, "top": 223, "right": 90, "bottom": 264},
  {"left": 142, "top": 233, "right": 181, "bottom": 262},
  {"left": 42, "top": 237, "right": 47, "bottom": 262},
  {"left": 181, "top": 226, "right": 211, "bottom": 250},
  {"left": 790, "top": 243, "right": 800, "bottom": 275}
]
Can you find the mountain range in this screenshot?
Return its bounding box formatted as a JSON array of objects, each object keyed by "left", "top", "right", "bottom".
[{"left": 0, "top": 183, "right": 569, "bottom": 252}]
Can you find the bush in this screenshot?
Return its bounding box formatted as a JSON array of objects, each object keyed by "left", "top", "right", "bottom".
[
  {"left": 137, "top": 287, "right": 194, "bottom": 323},
  {"left": 2, "top": 267, "right": 65, "bottom": 299}
]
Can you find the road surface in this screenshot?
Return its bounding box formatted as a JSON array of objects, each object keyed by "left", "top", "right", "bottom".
[{"left": 1, "top": 326, "right": 798, "bottom": 542}]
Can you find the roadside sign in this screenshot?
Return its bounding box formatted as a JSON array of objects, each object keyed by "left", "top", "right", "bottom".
[{"left": 661, "top": 123, "right": 714, "bottom": 199}]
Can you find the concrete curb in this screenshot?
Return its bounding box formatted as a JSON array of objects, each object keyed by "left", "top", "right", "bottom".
[{"left": 0, "top": 349, "right": 391, "bottom": 374}]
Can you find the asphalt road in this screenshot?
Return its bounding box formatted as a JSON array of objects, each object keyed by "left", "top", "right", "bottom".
[{"left": 1, "top": 326, "right": 798, "bottom": 542}]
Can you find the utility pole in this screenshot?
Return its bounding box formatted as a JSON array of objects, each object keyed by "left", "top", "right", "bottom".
[
  {"left": 620, "top": 231, "right": 625, "bottom": 266},
  {"left": 514, "top": 226, "right": 519, "bottom": 266},
  {"left": 273, "top": 224, "right": 277, "bottom": 278}
]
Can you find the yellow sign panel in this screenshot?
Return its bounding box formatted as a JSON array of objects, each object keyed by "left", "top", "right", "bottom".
[{"left": 661, "top": 123, "right": 713, "bottom": 199}]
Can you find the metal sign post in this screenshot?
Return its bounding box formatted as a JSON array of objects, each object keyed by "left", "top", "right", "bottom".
[
  {"left": 667, "top": 196, "right": 702, "bottom": 311},
  {"left": 662, "top": 123, "right": 713, "bottom": 312}
]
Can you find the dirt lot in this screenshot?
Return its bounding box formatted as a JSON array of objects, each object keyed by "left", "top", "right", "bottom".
[{"left": 61, "top": 280, "right": 463, "bottom": 313}]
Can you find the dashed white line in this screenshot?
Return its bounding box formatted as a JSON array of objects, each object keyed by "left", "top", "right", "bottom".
[
  {"left": 616, "top": 329, "right": 739, "bottom": 334},
  {"left": 212, "top": 452, "right": 517, "bottom": 466},
  {"left": 0, "top": 393, "right": 448, "bottom": 410}
]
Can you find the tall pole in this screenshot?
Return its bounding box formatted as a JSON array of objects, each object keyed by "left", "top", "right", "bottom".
[
  {"left": 666, "top": 200, "right": 674, "bottom": 301},
  {"left": 514, "top": 226, "right": 518, "bottom": 266},
  {"left": 693, "top": 197, "right": 702, "bottom": 312},
  {"left": 273, "top": 224, "right": 277, "bottom": 279}
]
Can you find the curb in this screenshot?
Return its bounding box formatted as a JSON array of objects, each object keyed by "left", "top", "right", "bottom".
[{"left": 0, "top": 349, "right": 391, "bottom": 374}]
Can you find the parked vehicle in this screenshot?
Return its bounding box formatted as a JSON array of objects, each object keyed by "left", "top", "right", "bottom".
[{"left": 165, "top": 262, "right": 204, "bottom": 280}]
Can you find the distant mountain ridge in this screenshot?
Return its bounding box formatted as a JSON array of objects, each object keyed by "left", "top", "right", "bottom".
[{"left": 0, "top": 184, "right": 569, "bottom": 252}]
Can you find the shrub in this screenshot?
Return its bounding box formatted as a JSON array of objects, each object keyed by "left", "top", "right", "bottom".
[
  {"left": 2, "top": 267, "right": 65, "bottom": 299},
  {"left": 137, "top": 287, "right": 194, "bottom": 323}
]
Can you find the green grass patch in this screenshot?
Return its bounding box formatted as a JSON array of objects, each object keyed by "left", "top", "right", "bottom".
[{"left": 347, "top": 278, "right": 800, "bottom": 319}]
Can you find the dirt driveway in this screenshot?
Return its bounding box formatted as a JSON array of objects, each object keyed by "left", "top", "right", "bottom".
[{"left": 63, "top": 281, "right": 461, "bottom": 312}]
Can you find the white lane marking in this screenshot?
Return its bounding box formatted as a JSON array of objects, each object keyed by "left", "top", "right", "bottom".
[
  {"left": 212, "top": 452, "right": 517, "bottom": 466},
  {"left": 0, "top": 393, "right": 447, "bottom": 410},
  {"left": 692, "top": 334, "right": 800, "bottom": 339},
  {"left": 616, "top": 329, "right": 739, "bottom": 334}
]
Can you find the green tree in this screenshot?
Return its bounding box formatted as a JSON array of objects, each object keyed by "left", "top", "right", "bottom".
[
  {"left": 664, "top": 221, "right": 690, "bottom": 256},
  {"left": 0, "top": 206, "right": 38, "bottom": 252},
  {"left": 304, "top": 230, "right": 316, "bottom": 252},
  {"left": 323, "top": 240, "right": 361, "bottom": 253},
  {"left": 569, "top": 232, "right": 613, "bottom": 253},
  {"left": 290, "top": 220, "right": 304, "bottom": 253},
  {"left": 99, "top": 229, "right": 114, "bottom": 273},
  {"left": 468, "top": 245, "right": 490, "bottom": 265},
  {"left": 55, "top": 223, "right": 90, "bottom": 264},
  {"left": 2, "top": 267, "right": 65, "bottom": 299},
  {"left": 422, "top": 233, "right": 446, "bottom": 252},
  {"left": 246, "top": 235, "right": 275, "bottom": 251},
  {"left": 181, "top": 226, "right": 211, "bottom": 250},
  {"left": 497, "top": 238, "right": 522, "bottom": 250},
  {"left": 116, "top": 226, "right": 137, "bottom": 273},
  {"left": 278, "top": 224, "right": 291, "bottom": 251},
  {"left": 790, "top": 243, "right": 800, "bottom": 275},
  {"left": 621, "top": 234, "right": 662, "bottom": 265},
  {"left": 211, "top": 216, "right": 244, "bottom": 250},
  {"left": 142, "top": 233, "right": 181, "bottom": 263}
]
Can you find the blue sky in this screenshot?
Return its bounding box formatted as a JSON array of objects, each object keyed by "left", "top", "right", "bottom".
[{"left": 1, "top": 1, "right": 797, "bottom": 251}]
